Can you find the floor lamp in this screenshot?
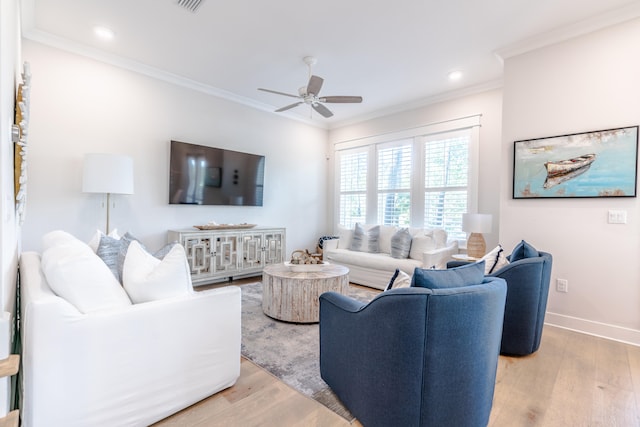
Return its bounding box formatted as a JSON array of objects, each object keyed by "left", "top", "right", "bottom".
[
  {"left": 462, "top": 213, "right": 492, "bottom": 259},
  {"left": 82, "top": 153, "right": 134, "bottom": 234}
]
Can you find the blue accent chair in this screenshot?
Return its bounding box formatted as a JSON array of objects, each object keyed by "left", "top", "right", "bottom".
[
  {"left": 319, "top": 277, "right": 507, "bottom": 427},
  {"left": 448, "top": 250, "right": 553, "bottom": 356}
]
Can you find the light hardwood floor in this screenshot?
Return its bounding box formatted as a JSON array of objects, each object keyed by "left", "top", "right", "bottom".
[{"left": 155, "top": 282, "right": 640, "bottom": 426}]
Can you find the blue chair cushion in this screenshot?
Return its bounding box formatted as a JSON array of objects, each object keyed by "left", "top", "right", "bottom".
[
  {"left": 510, "top": 240, "right": 539, "bottom": 262},
  {"left": 411, "top": 261, "right": 485, "bottom": 289}
]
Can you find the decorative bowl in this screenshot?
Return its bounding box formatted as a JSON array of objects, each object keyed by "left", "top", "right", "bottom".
[{"left": 284, "top": 261, "right": 329, "bottom": 272}]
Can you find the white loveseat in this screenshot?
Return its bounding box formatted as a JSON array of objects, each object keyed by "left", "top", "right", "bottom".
[
  {"left": 19, "top": 232, "right": 241, "bottom": 427},
  {"left": 323, "top": 224, "right": 458, "bottom": 290}
]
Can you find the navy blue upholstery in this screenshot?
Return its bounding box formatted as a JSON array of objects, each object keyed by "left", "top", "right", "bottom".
[
  {"left": 447, "top": 250, "right": 553, "bottom": 356},
  {"left": 491, "top": 251, "right": 552, "bottom": 356},
  {"left": 319, "top": 277, "right": 507, "bottom": 427}
]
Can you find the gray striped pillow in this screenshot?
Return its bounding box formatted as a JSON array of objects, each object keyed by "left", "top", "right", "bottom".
[
  {"left": 390, "top": 228, "right": 412, "bottom": 259},
  {"left": 350, "top": 223, "right": 380, "bottom": 253}
]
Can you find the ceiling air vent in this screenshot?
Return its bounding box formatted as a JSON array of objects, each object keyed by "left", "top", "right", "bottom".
[{"left": 177, "top": 0, "right": 204, "bottom": 13}]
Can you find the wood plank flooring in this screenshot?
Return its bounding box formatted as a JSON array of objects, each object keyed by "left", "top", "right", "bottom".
[{"left": 156, "top": 281, "right": 640, "bottom": 426}]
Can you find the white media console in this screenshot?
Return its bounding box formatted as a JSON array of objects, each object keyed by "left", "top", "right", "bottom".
[{"left": 168, "top": 227, "right": 286, "bottom": 285}]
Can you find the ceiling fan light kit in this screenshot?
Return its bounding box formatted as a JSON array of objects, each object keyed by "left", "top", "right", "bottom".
[{"left": 258, "top": 56, "right": 362, "bottom": 118}]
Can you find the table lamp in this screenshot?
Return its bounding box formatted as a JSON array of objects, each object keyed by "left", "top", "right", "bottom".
[
  {"left": 462, "top": 213, "right": 492, "bottom": 258},
  {"left": 82, "top": 153, "right": 134, "bottom": 234}
]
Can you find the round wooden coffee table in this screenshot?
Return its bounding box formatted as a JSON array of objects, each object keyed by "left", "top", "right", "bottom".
[{"left": 262, "top": 263, "right": 349, "bottom": 323}]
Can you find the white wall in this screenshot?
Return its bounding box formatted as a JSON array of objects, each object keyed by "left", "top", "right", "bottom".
[
  {"left": 328, "top": 89, "right": 503, "bottom": 249},
  {"left": 21, "top": 41, "right": 330, "bottom": 257},
  {"left": 0, "top": 0, "right": 21, "bottom": 415},
  {"left": 501, "top": 18, "right": 640, "bottom": 344}
]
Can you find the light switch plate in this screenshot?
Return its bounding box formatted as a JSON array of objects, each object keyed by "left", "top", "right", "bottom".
[{"left": 608, "top": 210, "right": 627, "bottom": 224}]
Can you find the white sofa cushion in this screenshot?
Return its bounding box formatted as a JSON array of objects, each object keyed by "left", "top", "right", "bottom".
[
  {"left": 41, "top": 231, "right": 132, "bottom": 313},
  {"left": 327, "top": 248, "right": 422, "bottom": 273},
  {"left": 122, "top": 240, "right": 193, "bottom": 304}
]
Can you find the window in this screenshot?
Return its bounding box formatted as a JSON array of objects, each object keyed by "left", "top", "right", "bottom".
[
  {"left": 423, "top": 134, "right": 469, "bottom": 241},
  {"left": 377, "top": 141, "right": 412, "bottom": 226},
  {"left": 334, "top": 117, "right": 479, "bottom": 241},
  {"left": 337, "top": 148, "right": 368, "bottom": 228}
]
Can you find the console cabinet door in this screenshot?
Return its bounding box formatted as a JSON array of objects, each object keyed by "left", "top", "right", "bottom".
[
  {"left": 241, "top": 233, "right": 263, "bottom": 270},
  {"left": 263, "top": 231, "right": 284, "bottom": 266},
  {"left": 182, "top": 235, "right": 214, "bottom": 280},
  {"left": 211, "top": 233, "right": 241, "bottom": 275}
]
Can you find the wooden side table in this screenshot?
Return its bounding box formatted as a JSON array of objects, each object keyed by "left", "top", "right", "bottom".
[{"left": 262, "top": 263, "right": 349, "bottom": 323}]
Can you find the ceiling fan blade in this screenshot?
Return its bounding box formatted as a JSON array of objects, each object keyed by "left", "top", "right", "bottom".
[
  {"left": 275, "top": 102, "right": 304, "bottom": 112},
  {"left": 258, "top": 88, "right": 300, "bottom": 99},
  {"left": 320, "top": 96, "right": 363, "bottom": 104},
  {"left": 307, "top": 75, "right": 324, "bottom": 96},
  {"left": 312, "top": 103, "right": 333, "bottom": 118}
]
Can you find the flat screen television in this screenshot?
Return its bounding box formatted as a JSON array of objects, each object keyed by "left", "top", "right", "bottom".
[{"left": 169, "top": 140, "right": 265, "bottom": 206}]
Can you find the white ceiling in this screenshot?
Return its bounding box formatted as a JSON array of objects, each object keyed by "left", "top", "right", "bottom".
[{"left": 20, "top": 0, "right": 640, "bottom": 128}]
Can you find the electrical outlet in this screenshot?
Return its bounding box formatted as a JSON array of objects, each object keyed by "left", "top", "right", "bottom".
[{"left": 556, "top": 279, "right": 568, "bottom": 293}]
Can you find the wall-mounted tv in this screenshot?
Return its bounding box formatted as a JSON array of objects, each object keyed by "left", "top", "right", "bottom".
[{"left": 169, "top": 140, "right": 265, "bottom": 206}]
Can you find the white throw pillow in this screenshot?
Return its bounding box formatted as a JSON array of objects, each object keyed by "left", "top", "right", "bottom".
[
  {"left": 482, "top": 245, "right": 510, "bottom": 274},
  {"left": 42, "top": 230, "right": 79, "bottom": 251},
  {"left": 393, "top": 270, "right": 412, "bottom": 288},
  {"left": 378, "top": 225, "right": 398, "bottom": 254},
  {"left": 409, "top": 235, "right": 436, "bottom": 260},
  {"left": 122, "top": 240, "right": 192, "bottom": 304},
  {"left": 41, "top": 234, "right": 132, "bottom": 313},
  {"left": 336, "top": 225, "right": 353, "bottom": 249}
]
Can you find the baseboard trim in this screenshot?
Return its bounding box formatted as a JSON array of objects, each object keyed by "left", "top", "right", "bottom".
[{"left": 546, "top": 312, "right": 640, "bottom": 347}]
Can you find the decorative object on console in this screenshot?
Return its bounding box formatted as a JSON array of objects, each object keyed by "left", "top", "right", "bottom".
[
  {"left": 462, "top": 213, "right": 492, "bottom": 258},
  {"left": 193, "top": 223, "right": 256, "bottom": 230},
  {"left": 82, "top": 153, "right": 134, "bottom": 234},
  {"left": 513, "top": 125, "right": 638, "bottom": 198}
]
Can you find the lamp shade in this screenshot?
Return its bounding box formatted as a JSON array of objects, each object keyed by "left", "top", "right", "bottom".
[
  {"left": 462, "top": 213, "right": 492, "bottom": 234},
  {"left": 82, "top": 153, "right": 134, "bottom": 195}
]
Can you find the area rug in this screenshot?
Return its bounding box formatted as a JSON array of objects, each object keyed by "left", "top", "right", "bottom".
[{"left": 240, "top": 282, "right": 378, "bottom": 422}]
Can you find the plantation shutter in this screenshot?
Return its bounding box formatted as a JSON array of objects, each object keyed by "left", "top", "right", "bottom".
[
  {"left": 338, "top": 149, "right": 368, "bottom": 228},
  {"left": 424, "top": 135, "right": 469, "bottom": 241},
  {"left": 377, "top": 141, "right": 412, "bottom": 226}
]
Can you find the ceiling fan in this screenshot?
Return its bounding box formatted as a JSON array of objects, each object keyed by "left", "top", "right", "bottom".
[{"left": 258, "top": 56, "right": 363, "bottom": 118}]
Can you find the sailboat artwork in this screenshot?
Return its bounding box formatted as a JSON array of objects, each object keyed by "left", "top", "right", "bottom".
[
  {"left": 543, "top": 153, "right": 596, "bottom": 189},
  {"left": 513, "top": 126, "right": 638, "bottom": 199}
]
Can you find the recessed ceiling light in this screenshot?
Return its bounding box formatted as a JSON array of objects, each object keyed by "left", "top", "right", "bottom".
[
  {"left": 448, "top": 70, "right": 463, "bottom": 81},
  {"left": 93, "top": 26, "right": 115, "bottom": 41}
]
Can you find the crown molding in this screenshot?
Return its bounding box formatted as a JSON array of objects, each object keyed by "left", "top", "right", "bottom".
[
  {"left": 329, "top": 79, "right": 503, "bottom": 130},
  {"left": 22, "top": 28, "right": 328, "bottom": 129},
  {"left": 495, "top": 3, "right": 640, "bottom": 61}
]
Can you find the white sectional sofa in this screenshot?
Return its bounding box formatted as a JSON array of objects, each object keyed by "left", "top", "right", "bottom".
[
  {"left": 19, "top": 231, "right": 241, "bottom": 427},
  {"left": 323, "top": 224, "right": 458, "bottom": 290}
]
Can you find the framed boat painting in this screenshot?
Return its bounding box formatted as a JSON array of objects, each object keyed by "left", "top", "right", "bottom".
[{"left": 513, "top": 126, "right": 638, "bottom": 199}]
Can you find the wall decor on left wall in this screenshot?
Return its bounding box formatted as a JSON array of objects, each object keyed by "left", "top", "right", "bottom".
[{"left": 13, "top": 62, "right": 31, "bottom": 225}]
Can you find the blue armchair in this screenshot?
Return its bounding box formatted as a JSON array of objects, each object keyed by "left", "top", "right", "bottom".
[
  {"left": 319, "top": 278, "right": 507, "bottom": 427},
  {"left": 448, "top": 249, "right": 553, "bottom": 356},
  {"left": 491, "top": 251, "right": 552, "bottom": 356}
]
